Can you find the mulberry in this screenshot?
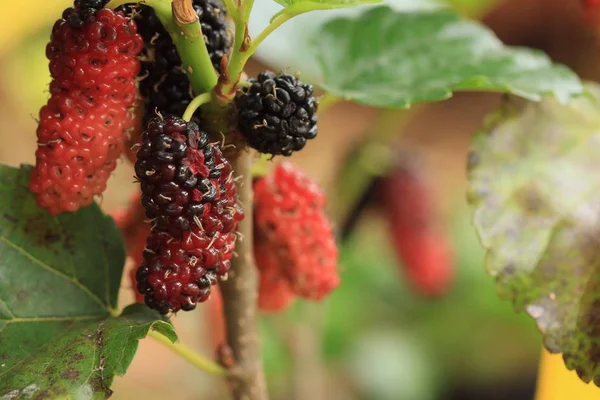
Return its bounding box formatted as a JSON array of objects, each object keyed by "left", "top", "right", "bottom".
[
  {"left": 379, "top": 158, "right": 454, "bottom": 297},
  {"left": 30, "top": 7, "right": 142, "bottom": 214},
  {"left": 254, "top": 163, "right": 339, "bottom": 302},
  {"left": 236, "top": 71, "right": 318, "bottom": 156},
  {"left": 134, "top": 115, "right": 243, "bottom": 238},
  {"left": 136, "top": 224, "right": 237, "bottom": 314}
]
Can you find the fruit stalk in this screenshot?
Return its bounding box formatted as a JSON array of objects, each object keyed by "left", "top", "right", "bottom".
[
  {"left": 220, "top": 150, "right": 268, "bottom": 400},
  {"left": 170, "top": 0, "right": 219, "bottom": 93}
]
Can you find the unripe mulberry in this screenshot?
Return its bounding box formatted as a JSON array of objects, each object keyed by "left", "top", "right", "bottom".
[
  {"left": 379, "top": 158, "right": 455, "bottom": 297},
  {"left": 30, "top": 7, "right": 142, "bottom": 214},
  {"left": 134, "top": 115, "right": 243, "bottom": 238},
  {"left": 236, "top": 71, "right": 318, "bottom": 156},
  {"left": 254, "top": 163, "right": 339, "bottom": 303},
  {"left": 136, "top": 0, "right": 231, "bottom": 123},
  {"left": 256, "top": 247, "right": 296, "bottom": 312}
]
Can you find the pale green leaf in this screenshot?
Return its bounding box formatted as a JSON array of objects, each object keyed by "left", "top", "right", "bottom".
[
  {"left": 307, "top": 5, "right": 583, "bottom": 107},
  {"left": 467, "top": 84, "right": 600, "bottom": 385}
]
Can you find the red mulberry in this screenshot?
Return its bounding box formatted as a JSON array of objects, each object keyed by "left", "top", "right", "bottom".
[
  {"left": 30, "top": 6, "right": 142, "bottom": 214},
  {"left": 254, "top": 162, "right": 339, "bottom": 304},
  {"left": 379, "top": 158, "right": 455, "bottom": 297}
]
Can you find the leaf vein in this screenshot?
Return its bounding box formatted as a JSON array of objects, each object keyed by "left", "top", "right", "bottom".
[{"left": 0, "top": 235, "right": 107, "bottom": 310}]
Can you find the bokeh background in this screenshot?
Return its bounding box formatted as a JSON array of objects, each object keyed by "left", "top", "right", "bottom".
[{"left": 1, "top": 0, "right": 599, "bottom": 399}]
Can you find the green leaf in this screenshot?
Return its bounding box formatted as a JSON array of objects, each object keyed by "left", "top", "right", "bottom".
[
  {"left": 467, "top": 84, "right": 600, "bottom": 385},
  {"left": 0, "top": 164, "right": 175, "bottom": 398},
  {"left": 307, "top": 5, "right": 583, "bottom": 108},
  {"left": 272, "top": 0, "right": 380, "bottom": 10}
]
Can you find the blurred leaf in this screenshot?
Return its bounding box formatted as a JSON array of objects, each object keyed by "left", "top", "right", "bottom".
[
  {"left": 0, "top": 164, "right": 173, "bottom": 398},
  {"left": 272, "top": 0, "right": 380, "bottom": 9},
  {"left": 439, "top": 0, "right": 500, "bottom": 17},
  {"left": 307, "top": 6, "right": 583, "bottom": 108},
  {"left": 467, "top": 84, "right": 600, "bottom": 385},
  {"left": 0, "top": 0, "right": 70, "bottom": 57}
]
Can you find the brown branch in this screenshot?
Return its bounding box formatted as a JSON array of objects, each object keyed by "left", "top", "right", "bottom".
[{"left": 219, "top": 150, "right": 268, "bottom": 400}]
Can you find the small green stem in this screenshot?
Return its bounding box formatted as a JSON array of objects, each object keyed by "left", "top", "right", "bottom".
[
  {"left": 221, "top": 0, "right": 238, "bottom": 18},
  {"left": 244, "top": 12, "right": 294, "bottom": 58},
  {"left": 214, "top": 2, "right": 252, "bottom": 104},
  {"left": 107, "top": 0, "right": 218, "bottom": 94},
  {"left": 250, "top": 153, "right": 271, "bottom": 177},
  {"left": 317, "top": 93, "right": 341, "bottom": 114},
  {"left": 148, "top": 329, "right": 228, "bottom": 377},
  {"left": 183, "top": 93, "right": 213, "bottom": 121}
]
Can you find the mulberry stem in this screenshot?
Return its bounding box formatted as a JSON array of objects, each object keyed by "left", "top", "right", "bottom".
[
  {"left": 183, "top": 93, "right": 213, "bottom": 121},
  {"left": 147, "top": 329, "right": 229, "bottom": 376},
  {"left": 220, "top": 150, "right": 269, "bottom": 400},
  {"left": 106, "top": 0, "right": 218, "bottom": 93},
  {"left": 170, "top": 0, "right": 219, "bottom": 94}
]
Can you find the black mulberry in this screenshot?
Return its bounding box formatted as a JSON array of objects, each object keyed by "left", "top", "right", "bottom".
[{"left": 235, "top": 71, "right": 318, "bottom": 157}]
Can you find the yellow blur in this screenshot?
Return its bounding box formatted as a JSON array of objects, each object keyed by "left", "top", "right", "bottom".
[
  {"left": 0, "top": 0, "right": 70, "bottom": 57},
  {"left": 536, "top": 349, "right": 600, "bottom": 400}
]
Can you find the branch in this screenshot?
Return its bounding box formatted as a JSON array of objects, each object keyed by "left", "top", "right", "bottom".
[{"left": 219, "top": 150, "right": 268, "bottom": 400}]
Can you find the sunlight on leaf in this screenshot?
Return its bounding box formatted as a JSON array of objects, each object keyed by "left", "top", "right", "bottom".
[{"left": 467, "top": 85, "right": 600, "bottom": 385}]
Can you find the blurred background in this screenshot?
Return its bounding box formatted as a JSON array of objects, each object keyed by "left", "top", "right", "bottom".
[{"left": 1, "top": 0, "right": 600, "bottom": 399}]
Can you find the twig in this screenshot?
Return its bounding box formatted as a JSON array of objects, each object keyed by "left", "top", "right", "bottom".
[
  {"left": 147, "top": 329, "right": 229, "bottom": 376},
  {"left": 220, "top": 150, "right": 268, "bottom": 400}
]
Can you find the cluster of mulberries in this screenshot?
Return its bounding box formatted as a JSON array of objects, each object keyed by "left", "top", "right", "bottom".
[
  {"left": 253, "top": 163, "right": 339, "bottom": 311},
  {"left": 134, "top": 115, "right": 243, "bottom": 314},
  {"left": 235, "top": 71, "right": 318, "bottom": 156},
  {"left": 30, "top": 4, "right": 142, "bottom": 214},
  {"left": 136, "top": 0, "right": 231, "bottom": 124}
]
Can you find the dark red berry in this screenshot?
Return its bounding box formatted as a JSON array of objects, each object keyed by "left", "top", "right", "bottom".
[
  {"left": 135, "top": 115, "right": 243, "bottom": 238},
  {"left": 136, "top": 223, "right": 237, "bottom": 314}
]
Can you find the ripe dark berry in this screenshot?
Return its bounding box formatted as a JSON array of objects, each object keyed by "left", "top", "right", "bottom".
[
  {"left": 136, "top": 223, "right": 237, "bottom": 314},
  {"left": 136, "top": 0, "right": 231, "bottom": 123},
  {"left": 236, "top": 71, "right": 318, "bottom": 156},
  {"left": 66, "top": 0, "right": 115, "bottom": 27},
  {"left": 254, "top": 163, "right": 339, "bottom": 303},
  {"left": 30, "top": 8, "right": 142, "bottom": 214},
  {"left": 135, "top": 115, "right": 243, "bottom": 238}
]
